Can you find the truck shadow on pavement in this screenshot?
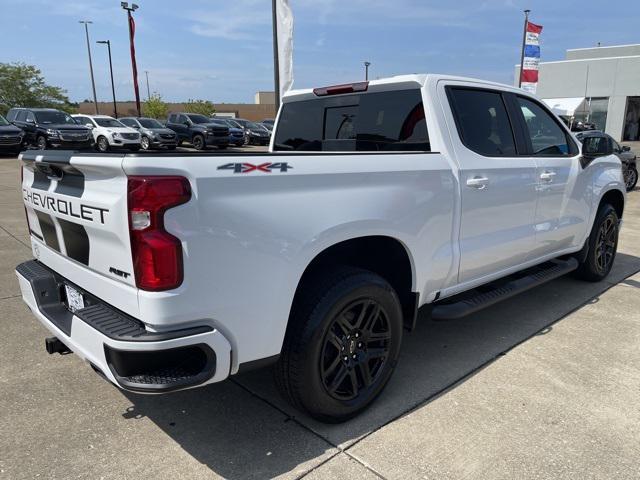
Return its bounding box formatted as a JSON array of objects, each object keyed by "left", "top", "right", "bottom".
[{"left": 121, "top": 252, "right": 640, "bottom": 480}]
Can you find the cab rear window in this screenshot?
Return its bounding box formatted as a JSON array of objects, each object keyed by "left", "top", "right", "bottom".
[{"left": 274, "top": 89, "right": 430, "bottom": 152}]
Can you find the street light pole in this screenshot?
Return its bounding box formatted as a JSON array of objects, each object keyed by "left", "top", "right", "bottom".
[
  {"left": 97, "top": 40, "right": 117, "bottom": 118},
  {"left": 144, "top": 70, "right": 151, "bottom": 100},
  {"left": 121, "top": 2, "right": 141, "bottom": 116},
  {"left": 364, "top": 61, "right": 371, "bottom": 81},
  {"left": 79, "top": 20, "right": 99, "bottom": 114}
]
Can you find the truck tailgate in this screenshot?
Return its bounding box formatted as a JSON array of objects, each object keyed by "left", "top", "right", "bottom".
[{"left": 20, "top": 151, "right": 139, "bottom": 317}]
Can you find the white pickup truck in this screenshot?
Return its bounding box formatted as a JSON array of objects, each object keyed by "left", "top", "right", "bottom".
[{"left": 16, "top": 74, "right": 625, "bottom": 422}]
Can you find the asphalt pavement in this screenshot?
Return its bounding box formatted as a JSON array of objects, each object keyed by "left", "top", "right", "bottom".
[{"left": 0, "top": 153, "right": 638, "bottom": 480}]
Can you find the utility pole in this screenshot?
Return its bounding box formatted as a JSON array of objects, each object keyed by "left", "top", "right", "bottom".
[
  {"left": 364, "top": 61, "right": 371, "bottom": 81},
  {"left": 271, "top": 0, "right": 280, "bottom": 111},
  {"left": 97, "top": 40, "right": 118, "bottom": 118},
  {"left": 121, "top": 2, "right": 141, "bottom": 116},
  {"left": 145, "top": 70, "right": 151, "bottom": 100},
  {"left": 79, "top": 20, "right": 99, "bottom": 114},
  {"left": 518, "top": 9, "right": 530, "bottom": 88}
]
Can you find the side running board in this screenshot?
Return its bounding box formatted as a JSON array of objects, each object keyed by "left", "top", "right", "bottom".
[{"left": 432, "top": 258, "right": 579, "bottom": 321}]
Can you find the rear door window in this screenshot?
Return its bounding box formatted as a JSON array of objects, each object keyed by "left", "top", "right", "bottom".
[
  {"left": 274, "top": 89, "right": 430, "bottom": 152},
  {"left": 16, "top": 111, "right": 28, "bottom": 122},
  {"left": 447, "top": 88, "right": 517, "bottom": 157}
]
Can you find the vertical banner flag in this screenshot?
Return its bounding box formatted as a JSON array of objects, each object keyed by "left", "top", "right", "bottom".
[
  {"left": 521, "top": 21, "right": 543, "bottom": 94},
  {"left": 276, "top": 0, "right": 294, "bottom": 99},
  {"left": 128, "top": 12, "right": 141, "bottom": 115}
]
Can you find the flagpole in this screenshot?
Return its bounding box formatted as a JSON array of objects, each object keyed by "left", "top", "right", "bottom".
[
  {"left": 272, "top": 0, "right": 281, "bottom": 111},
  {"left": 518, "top": 9, "right": 530, "bottom": 88}
]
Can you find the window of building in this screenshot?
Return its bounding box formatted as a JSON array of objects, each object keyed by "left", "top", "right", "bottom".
[
  {"left": 574, "top": 97, "right": 609, "bottom": 132},
  {"left": 447, "top": 88, "right": 517, "bottom": 157},
  {"left": 623, "top": 96, "right": 640, "bottom": 141}
]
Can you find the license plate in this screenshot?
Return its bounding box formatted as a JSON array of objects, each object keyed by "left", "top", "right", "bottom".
[{"left": 64, "top": 284, "right": 85, "bottom": 313}]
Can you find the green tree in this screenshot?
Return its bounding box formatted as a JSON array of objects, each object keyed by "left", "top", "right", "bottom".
[
  {"left": 0, "top": 62, "right": 77, "bottom": 115},
  {"left": 184, "top": 99, "right": 216, "bottom": 116},
  {"left": 143, "top": 92, "right": 169, "bottom": 119}
]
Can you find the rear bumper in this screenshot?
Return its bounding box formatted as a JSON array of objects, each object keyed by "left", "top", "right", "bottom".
[{"left": 15, "top": 260, "right": 232, "bottom": 393}]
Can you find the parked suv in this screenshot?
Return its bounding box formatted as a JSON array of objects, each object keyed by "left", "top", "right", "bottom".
[
  {"left": 576, "top": 131, "right": 637, "bottom": 191},
  {"left": 212, "top": 118, "right": 245, "bottom": 147},
  {"left": 166, "top": 113, "right": 229, "bottom": 150},
  {"left": 0, "top": 114, "right": 25, "bottom": 155},
  {"left": 233, "top": 118, "right": 271, "bottom": 145},
  {"left": 73, "top": 115, "right": 141, "bottom": 152},
  {"left": 119, "top": 117, "right": 178, "bottom": 151},
  {"left": 7, "top": 108, "right": 93, "bottom": 150}
]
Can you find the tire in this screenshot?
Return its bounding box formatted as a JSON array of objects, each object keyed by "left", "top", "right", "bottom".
[
  {"left": 624, "top": 166, "right": 638, "bottom": 192},
  {"left": 36, "top": 135, "right": 47, "bottom": 150},
  {"left": 140, "top": 136, "right": 151, "bottom": 151},
  {"left": 275, "top": 267, "right": 403, "bottom": 423},
  {"left": 575, "top": 203, "right": 619, "bottom": 282},
  {"left": 192, "top": 134, "right": 205, "bottom": 151},
  {"left": 96, "top": 136, "right": 109, "bottom": 152}
]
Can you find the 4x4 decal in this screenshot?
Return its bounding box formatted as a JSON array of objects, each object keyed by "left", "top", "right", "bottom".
[{"left": 217, "top": 162, "right": 293, "bottom": 174}]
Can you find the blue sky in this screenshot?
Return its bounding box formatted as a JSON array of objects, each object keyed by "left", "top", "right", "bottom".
[{"left": 0, "top": 0, "right": 637, "bottom": 103}]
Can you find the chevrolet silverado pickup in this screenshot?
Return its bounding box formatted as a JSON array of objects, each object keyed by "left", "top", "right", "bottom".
[{"left": 15, "top": 75, "right": 626, "bottom": 422}]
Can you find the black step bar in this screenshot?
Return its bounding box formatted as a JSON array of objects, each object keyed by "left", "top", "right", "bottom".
[{"left": 432, "top": 258, "right": 579, "bottom": 321}]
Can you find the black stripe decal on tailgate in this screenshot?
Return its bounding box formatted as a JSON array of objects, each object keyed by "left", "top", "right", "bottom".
[
  {"left": 54, "top": 170, "right": 85, "bottom": 198},
  {"left": 58, "top": 218, "right": 90, "bottom": 265},
  {"left": 31, "top": 169, "right": 51, "bottom": 191},
  {"left": 34, "top": 211, "right": 60, "bottom": 252}
]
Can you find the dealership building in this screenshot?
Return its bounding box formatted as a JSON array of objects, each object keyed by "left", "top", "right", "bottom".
[{"left": 515, "top": 44, "right": 640, "bottom": 141}]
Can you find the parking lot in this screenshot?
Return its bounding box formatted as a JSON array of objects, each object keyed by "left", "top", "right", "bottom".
[{"left": 0, "top": 153, "right": 638, "bottom": 479}]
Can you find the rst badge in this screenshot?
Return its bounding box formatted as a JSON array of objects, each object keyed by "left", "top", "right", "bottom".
[{"left": 217, "top": 162, "right": 293, "bottom": 174}]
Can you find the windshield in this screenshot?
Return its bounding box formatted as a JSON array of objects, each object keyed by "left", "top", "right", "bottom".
[
  {"left": 35, "top": 111, "right": 77, "bottom": 125},
  {"left": 249, "top": 122, "right": 267, "bottom": 131},
  {"left": 233, "top": 119, "right": 249, "bottom": 127},
  {"left": 209, "top": 120, "right": 228, "bottom": 127},
  {"left": 225, "top": 120, "right": 242, "bottom": 129},
  {"left": 186, "top": 114, "right": 211, "bottom": 124},
  {"left": 139, "top": 118, "right": 164, "bottom": 128},
  {"left": 95, "top": 118, "right": 126, "bottom": 128},
  {"left": 0, "top": 115, "right": 9, "bottom": 126}
]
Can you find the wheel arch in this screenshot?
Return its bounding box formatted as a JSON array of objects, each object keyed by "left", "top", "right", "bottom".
[
  {"left": 290, "top": 235, "right": 419, "bottom": 331},
  {"left": 600, "top": 188, "right": 625, "bottom": 219}
]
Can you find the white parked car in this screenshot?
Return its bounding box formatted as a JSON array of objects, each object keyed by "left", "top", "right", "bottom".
[
  {"left": 18, "top": 74, "right": 625, "bottom": 422},
  {"left": 72, "top": 114, "right": 141, "bottom": 152}
]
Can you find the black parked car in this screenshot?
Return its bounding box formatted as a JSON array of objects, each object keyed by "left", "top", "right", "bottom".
[
  {"left": 166, "top": 113, "right": 229, "bottom": 151},
  {"left": 0, "top": 114, "right": 25, "bottom": 155},
  {"left": 576, "top": 131, "right": 637, "bottom": 191},
  {"left": 6, "top": 108, "right": 93, "bottom": 150},
  {"left": 232, "top": 118, "right": 271, "bottom": 146},
  {"left": 120, "top": 117, "right": 178, "bottom": 151}
]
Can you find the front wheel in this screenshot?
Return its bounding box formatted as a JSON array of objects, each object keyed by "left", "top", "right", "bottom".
[
  {"left": 96, "top": 136, "right": 110, "bottom": 152},
  {"left": 36, "top": 135, "right": 47, "bottom": 150},
  {"left": 192, "top": 134, "right": 205, "bottom": 151},
  {"left": 140, "top": 136, "right": 151, "bottom": 150},
  {"left": 275, "top": 267, "right": 403, "bottom": 423},
  {"left": 624, "top": 166, "right": 638, "bottom": 192},
  {"left": 575, "top": 203, "right": 619, "bottom": 282}
]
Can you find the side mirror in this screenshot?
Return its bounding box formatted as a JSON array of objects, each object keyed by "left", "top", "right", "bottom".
[
  {"left": 580, "top": 134, "right": 613, "bottom": 167},
  {"left": 25, "top": 118, "right": 35, "bottom": 124},
  {"left": 85, "top": 123, "right": 94, "bottom": 129},
  {"left": 622, "top": 145, "right": 631, "bottom": 152}
]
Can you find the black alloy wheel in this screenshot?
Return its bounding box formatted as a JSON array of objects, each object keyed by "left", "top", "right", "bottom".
[{"left": 320, "top": 299, "right": 391, "bottom": 401}]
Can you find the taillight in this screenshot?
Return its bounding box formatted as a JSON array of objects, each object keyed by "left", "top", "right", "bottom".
[
  {"left": 313, "top": 81, "right": 369, "bottom": 97},
  {"left": 127, "top": 176, "right": 191, "bottom": 291}
]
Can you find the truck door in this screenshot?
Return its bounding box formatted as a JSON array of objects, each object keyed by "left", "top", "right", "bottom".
[
  {"left": 512, "top": 96, "right": 589, "bottom": 256},
  {"left": 444, "top": 85, "right": 538, "bottom": 283}
]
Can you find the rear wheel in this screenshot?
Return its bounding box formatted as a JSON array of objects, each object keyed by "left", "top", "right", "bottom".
[
  {"left": 192, "top": 134, "right": 205, "bottom": 151},
  {"left": 575, "top": 203, "right": 619, "bottom": 282},
  {"left": 275, "top": 267, "right": 403, "bottom": 423}
]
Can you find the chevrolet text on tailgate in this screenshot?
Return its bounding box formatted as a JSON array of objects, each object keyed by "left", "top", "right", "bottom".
[{"left": 16, "top": 75, "right": 626, "bottom": 422}]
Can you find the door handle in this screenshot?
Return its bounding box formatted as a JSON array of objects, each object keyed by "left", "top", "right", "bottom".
[
  {"left": 540, "top": 171, "right": 557, "bottom": 182},
  {"left": 466, "top": 176, "right": 489, "bottom": 190}
]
